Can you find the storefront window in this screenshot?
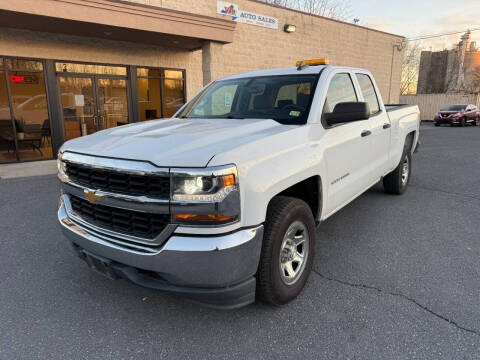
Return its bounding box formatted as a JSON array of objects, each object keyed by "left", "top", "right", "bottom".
[
  {"left": 0, "top": 70, "right": 17, "bottom": 163},
  {"left": 137, "top": 68, "right": 185, "bottom": 120},
  {"left": 164, "top": 70, "right": 183, "bottom": 79},
  {"left": 58, "top": 77, "right": 95, "bottom": 141},
  {"left": 8, "top": 71, "right": 53, "bottom": 161},
  {"left": 6, "top": 59, "right": 43, "bottom": 71},
  {"left": 55, "top": 62, "right": 126, "bottom": 76},
  {"left": 137, "top": 68, "right": 161, "bottom": 77},
  {"left": 137, "top": 78, "right": 162, "bottom": 121},
  {"left": 0, "top": 58, "right": 53, "bottom": 163},
  {"left": 163, "top": 79, "right": 185, "bottom": 117}
]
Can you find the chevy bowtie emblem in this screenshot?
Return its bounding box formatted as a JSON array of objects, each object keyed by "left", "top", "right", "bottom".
[{"left": 84, "top": 190, "right": 102, "bottom": 203}]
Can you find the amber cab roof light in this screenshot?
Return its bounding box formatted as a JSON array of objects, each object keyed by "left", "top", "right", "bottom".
[{"left": 296, "top": 58, "right": 329, "bottom": 70}]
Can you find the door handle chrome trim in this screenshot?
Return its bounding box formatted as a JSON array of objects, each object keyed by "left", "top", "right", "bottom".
[
  {"left": 383, "top": 123, "right": 391, "bottom": 129},
  {"left": 361, "top": 130, "right": 371, "bottom": 137}
]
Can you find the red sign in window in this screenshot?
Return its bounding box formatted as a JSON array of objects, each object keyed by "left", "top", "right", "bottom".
[
  {"left": 10, "top": 75, "right": 25, "bottom": 83},
  {"left": 9, "top": 75, "right": 38, "bottom": 84}
]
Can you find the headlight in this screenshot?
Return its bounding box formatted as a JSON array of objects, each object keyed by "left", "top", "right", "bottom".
[
  {"left": 171, "top": 165, "right": 240, "bottom": 225},
  {"left": 452, "top": 112, "right": 461, "bottom": 117},
  {"left": 172, "top": 173, "right": 236, "bottom": 202},
  {"left": 57, "top": 151, "right": 68, "bottom": 180}
]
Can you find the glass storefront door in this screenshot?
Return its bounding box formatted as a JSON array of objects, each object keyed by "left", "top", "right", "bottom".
[
  {"left": 59, "top": 75, "right": 128, "bottom": 140},
  {"left": 58, "top": 77, "right": 95, "bottom": 141},
  {"left": 97, "top": 78, "right": 128, "bottom": 130}
]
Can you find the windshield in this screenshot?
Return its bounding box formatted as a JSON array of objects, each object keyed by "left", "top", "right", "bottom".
[
  {"left": 441, "top": 105, "right": 466, "bottom": 111},
  {"left": 177, "top": 75, "right": 318, "bottom": 125}
]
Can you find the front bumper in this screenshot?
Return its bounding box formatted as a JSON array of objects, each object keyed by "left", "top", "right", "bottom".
[
  {"left": 434, "top": 117, "right": 460, "bottom": 124},
  {"left": 58, "top": 202, "right": 264, "bottom": 309}
]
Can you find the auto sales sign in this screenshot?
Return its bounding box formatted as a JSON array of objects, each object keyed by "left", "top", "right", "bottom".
[{"left": 217, "top": 1, "right": 278, "bottom": 30}]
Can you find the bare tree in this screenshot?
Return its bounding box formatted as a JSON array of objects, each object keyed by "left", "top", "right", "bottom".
[
  {"left": 400, "top": 42, "right": 421, "bottom": 95},
  {"left": 260, "top": 0, "right": 351, "bottom": 21}
]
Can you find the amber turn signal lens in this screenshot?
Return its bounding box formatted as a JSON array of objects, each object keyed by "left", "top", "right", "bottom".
[
  {"left": 173, "top": 213, "right": 236, "bottom": 223},
  {"left": 222, "top": 174, "right": 236, "bottom": 187}
]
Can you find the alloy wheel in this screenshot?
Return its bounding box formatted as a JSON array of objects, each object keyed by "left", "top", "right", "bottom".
[{"left": 279, "top": 220, "right": 309, "bottom": 285}]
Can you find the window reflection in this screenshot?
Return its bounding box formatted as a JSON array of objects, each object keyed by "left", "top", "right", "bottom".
[
  {"left": 137, "top": 68, "right": 185, "bottom": 119},
  {"left": 9, "top": 71, "right": 53, "bottom": 161},
  {"left": 164, "top": 70, "right": 183, "bottom": 79},
  {"left": 55, "top": 63, "right": 126, "bottom": 76},
  {"left": 6, "top": 59, "right": 43, "bottom": 71},
  {"left": 138, "top": 78, "right": 162, "bottom": 121},
  {"left": 59, "top": 77, "right": 95, "bottom": 140},
  {"left": 97, "top": 78, "right": 129, "bottom": 128},
  {"left": 137, "top": 68, "right": 161, "bottom": 77},
  {"left": 163, "top": 79, "right": 185, "bottom": 117}
]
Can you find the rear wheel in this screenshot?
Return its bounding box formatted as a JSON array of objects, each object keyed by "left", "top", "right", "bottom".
[
  {"left": 256, "top": 196, "right": 316, "bottom": 305},
  {"left": 473, "top": 117, "right": 478, "bottom": 126},
  {"left": 383, "top": 150, "right": 412, "bottom": 195}
]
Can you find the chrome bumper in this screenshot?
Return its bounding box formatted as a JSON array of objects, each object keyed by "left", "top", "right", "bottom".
[{"left": 58, "top": 201, "right": 263, "bottom": 288}]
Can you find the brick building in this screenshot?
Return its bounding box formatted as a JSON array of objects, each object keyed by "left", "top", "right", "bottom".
[
  {"left": 417, "top": 31, "right": 480, "bottom": 94},
  {"left": 0, "top": 0, "right": 404, "bottom": 164}
]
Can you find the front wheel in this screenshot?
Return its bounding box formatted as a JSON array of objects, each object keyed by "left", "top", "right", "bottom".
[
  {"left": 256, "top": 196, "right": 316, "bottom": 305},
  {"left": 383, "top": 150, "right": 412, "bottom": 195},
  {"left": 461, "top": 117, "right": 466, "bottom": 127}
]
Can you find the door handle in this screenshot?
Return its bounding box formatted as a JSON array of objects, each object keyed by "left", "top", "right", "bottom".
[
  {"left": 361, "top": 130, "right": 371, "bottom": 137},
  {"left": 383, "top": 123, "right": 391, "bottom": 129}
]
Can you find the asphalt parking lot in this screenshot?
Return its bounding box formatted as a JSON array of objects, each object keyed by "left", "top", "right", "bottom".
[{"left": 1, "top": 123, "right": 480, "bottom": 359}]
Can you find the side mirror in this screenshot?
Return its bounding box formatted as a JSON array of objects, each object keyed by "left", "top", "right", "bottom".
[{"left": 325, "top": 102, "right": 370, "bottom": 126}]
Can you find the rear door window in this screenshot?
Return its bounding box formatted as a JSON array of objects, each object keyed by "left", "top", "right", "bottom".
[{"left": 356, "top": 74, "right": 380, "bottom": 115}]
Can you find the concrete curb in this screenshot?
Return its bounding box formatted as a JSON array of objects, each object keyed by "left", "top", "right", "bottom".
[{"left": 0, "top": 160, "right": 57, "bottom": 179}]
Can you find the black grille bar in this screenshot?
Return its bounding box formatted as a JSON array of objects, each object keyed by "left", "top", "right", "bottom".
[
  {"left": 69, "top": 195, "right": 170, "bottom": 239},
  {"left": 65, "top": 162, "right": 170, "bottom": 199}
]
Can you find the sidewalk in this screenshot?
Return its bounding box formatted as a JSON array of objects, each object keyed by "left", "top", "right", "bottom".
[{"left": 0, "top": 160, "right": 57, "bottom": 179}]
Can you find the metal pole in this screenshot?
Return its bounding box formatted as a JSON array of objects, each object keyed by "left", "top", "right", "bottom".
[
  {"left": 388, "top": 44, "right": 395, "bottom": 104},
  {"left": 4, "top": 59, "right": 20, "bottom": 162}
]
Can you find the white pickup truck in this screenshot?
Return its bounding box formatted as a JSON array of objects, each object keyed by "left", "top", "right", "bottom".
[{"left": 57, "top": 59, "right": 420, "bottom": 308}]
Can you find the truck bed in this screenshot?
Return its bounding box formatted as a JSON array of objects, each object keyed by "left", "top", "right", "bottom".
[{"left": 385, "top": 104, "right": 417, "bottom": 112}]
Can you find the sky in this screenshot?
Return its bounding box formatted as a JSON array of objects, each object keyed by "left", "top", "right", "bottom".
[{"left": 350, "top": 0, "right": 480, "bottom": 50}]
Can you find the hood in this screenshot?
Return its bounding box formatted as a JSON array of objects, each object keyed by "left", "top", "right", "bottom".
[{"left": 62, "top": 118, "right": 294, "bottom": 167}]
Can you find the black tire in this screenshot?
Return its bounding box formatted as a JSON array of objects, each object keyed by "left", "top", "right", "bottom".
[
  {"left": 460, "top": 117, "right": 466, "bottom": 127},
  {"left": 434, "top": 123, "right": 440, "bottom": 127},
  {"left": 473, "top": 117, "right": 478, "bottom": 126},
  {"left": 383, "top": 150, "right": 412, "bottom": 195},
  {"left": 256, "top": 196, "right": 316, "bottom": 305}
]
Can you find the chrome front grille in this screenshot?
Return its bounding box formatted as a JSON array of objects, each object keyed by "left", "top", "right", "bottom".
[
  {"left": 65, "top": 161, "right": 170, "bottom": 199},
  {"left": 69, "top": 195, "right": 170, "bottom": 240}
]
